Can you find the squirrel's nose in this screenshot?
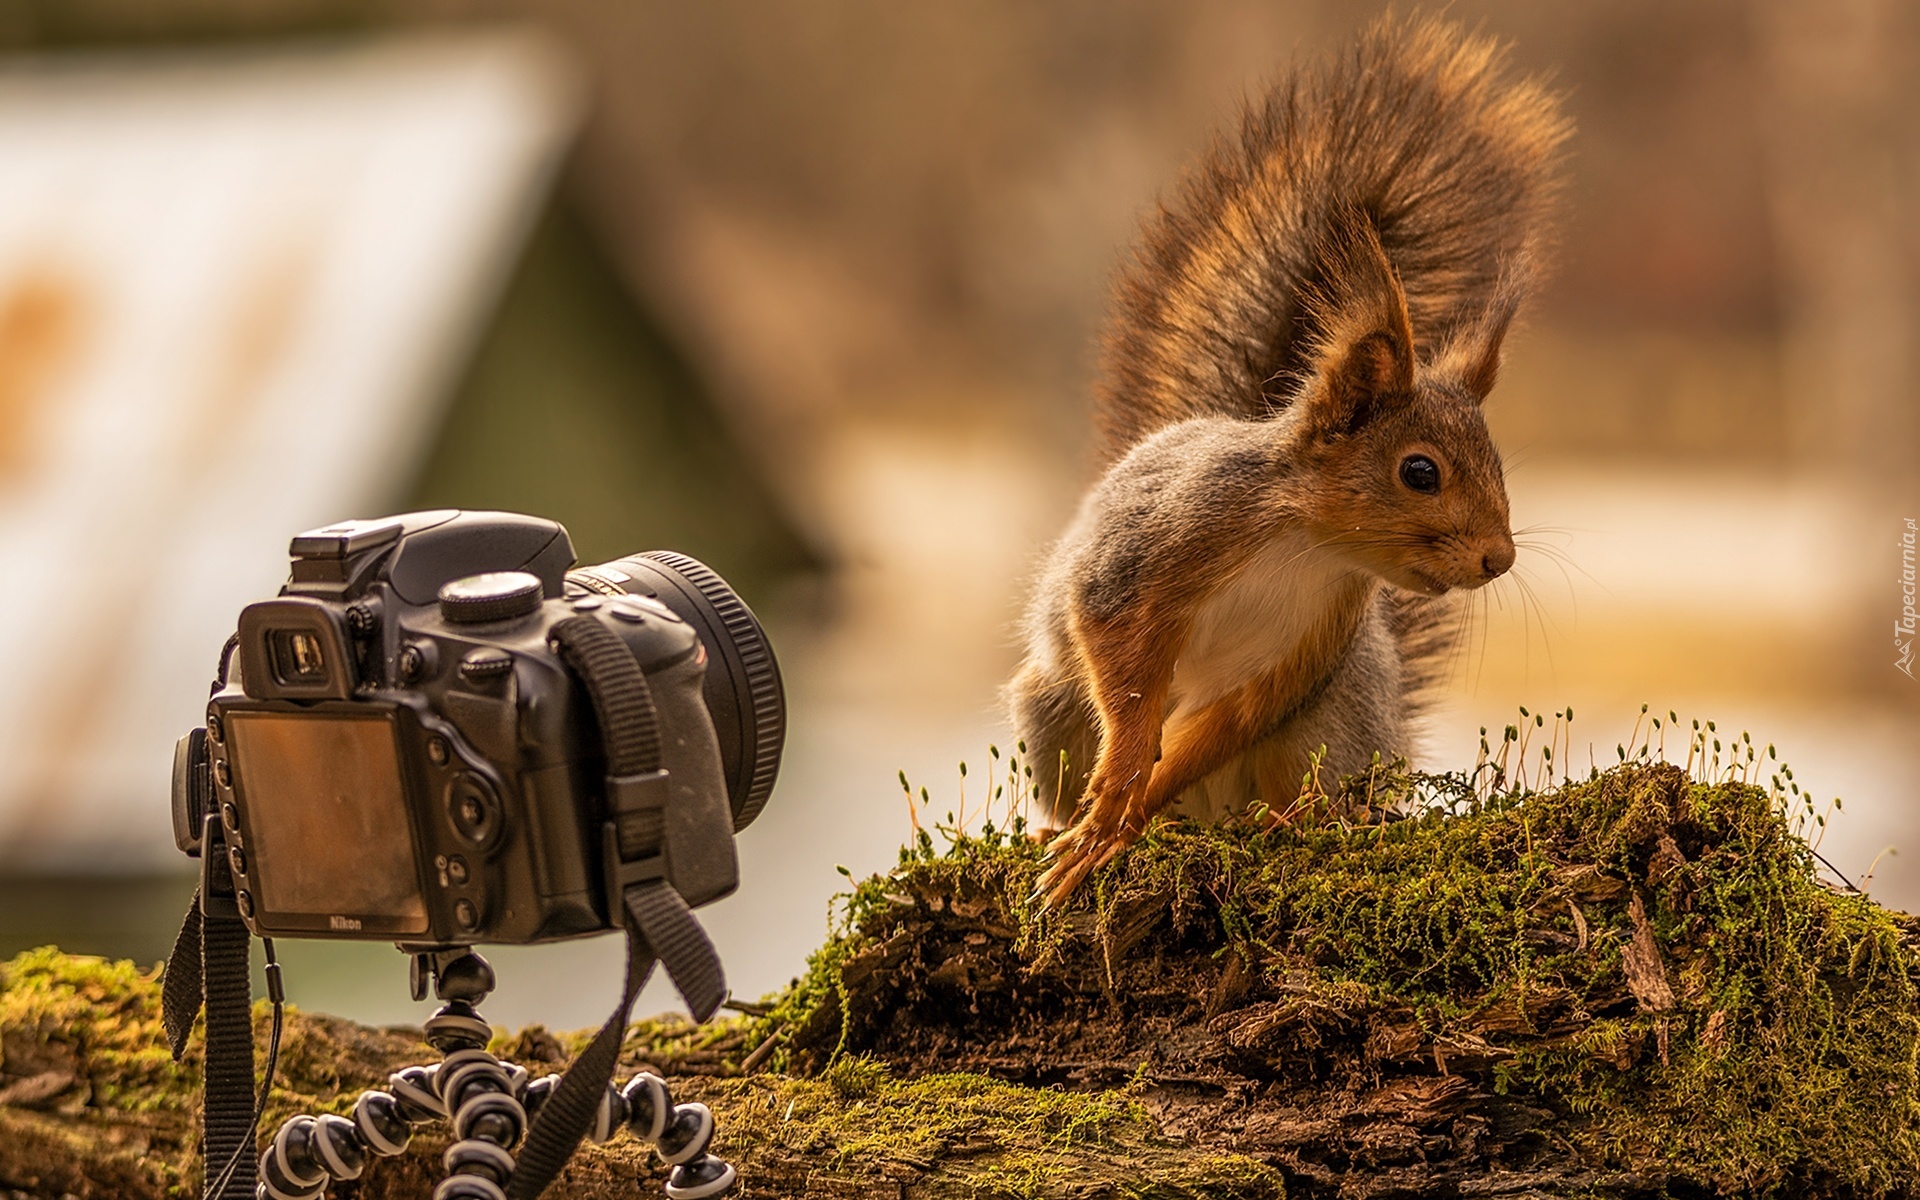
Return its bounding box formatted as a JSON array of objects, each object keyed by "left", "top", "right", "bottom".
[{"left": 1481, "top": 538, "right": 1516, "bottom": 580}]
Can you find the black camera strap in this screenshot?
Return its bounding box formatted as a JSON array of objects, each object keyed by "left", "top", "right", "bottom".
[
  {"left": 505, "top": 616, "right": 728, "bottom": 1200},
  {"left": 161, "top": 890, "right": 258, "bottom": 1199}
]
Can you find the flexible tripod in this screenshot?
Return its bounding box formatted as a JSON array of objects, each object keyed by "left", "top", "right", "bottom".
[{"left": 253, "top": 949, "right": 737, "bottom": 1200}]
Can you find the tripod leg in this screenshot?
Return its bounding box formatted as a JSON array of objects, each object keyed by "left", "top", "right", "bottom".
[
  {"left": 255, "top": 1085, "right": 421, "bottom": 1200},
  {"left": 255, "top": 986, "right": 737, "bottom": 1200},
  {"left": 255, "top": 998, "right": 523, "bottom": 1200},
  {"left": 433, "top": 1046, "right": 528, "bottom": 1200},
  {"left": 617, "top": 1072, "right": 737, "bottom": 1199}
]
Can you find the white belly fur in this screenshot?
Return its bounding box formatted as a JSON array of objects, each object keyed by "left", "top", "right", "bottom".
[{"left": 1167, "top": 530, "right": 1352, "bottom": 721}]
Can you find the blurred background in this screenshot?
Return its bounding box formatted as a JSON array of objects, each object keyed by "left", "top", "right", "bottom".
[{"left": 0, "top": 0, "right": 1913, "bottom": 1030}]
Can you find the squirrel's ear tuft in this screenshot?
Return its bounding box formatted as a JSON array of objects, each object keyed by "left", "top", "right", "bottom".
[
  {"left": 1436, "top": 267, "right": 1526, "bottom": 403},
  {"left": 1301, "top": 212, "right": 1415, "bottom": 438}
]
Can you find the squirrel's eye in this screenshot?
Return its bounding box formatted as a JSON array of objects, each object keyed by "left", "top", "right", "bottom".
[{"left": 1399, "top": 454, "right": 1441, "bottom": 494}]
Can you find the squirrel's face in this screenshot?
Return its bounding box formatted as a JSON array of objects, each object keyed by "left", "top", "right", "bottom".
[
  {"left": 1288, "top": 225, "right": 1524, "bottom": 593},
  {"left": 1289, "top": 289, "right": 1519, "bottom": 594},
  {"left": 1301, "top": 379, "right": 1515, "bottom": 594}
]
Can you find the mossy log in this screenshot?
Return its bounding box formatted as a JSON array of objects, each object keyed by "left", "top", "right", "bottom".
[
  {"left": 0, "top": 953, "right": 1278, "bottom": 1199},
  {"left": 769, "top": 761, "right": 1920, "bottom": 1199},
  {"left": 6, "top": 761, "right": 1920, "bottom": 1199}
]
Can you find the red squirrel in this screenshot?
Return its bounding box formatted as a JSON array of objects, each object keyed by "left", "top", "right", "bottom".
[{"left": 1008, "top": 16, "right": 1570, "bottom": 905}]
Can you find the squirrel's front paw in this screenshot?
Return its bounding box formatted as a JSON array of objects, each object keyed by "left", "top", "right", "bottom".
[
  {"left": 1036, "top": 811, "right": 1139, "bottom": 909},
  {"left": 1035, "top": 830, "right": 1103, "bottom": 909}
]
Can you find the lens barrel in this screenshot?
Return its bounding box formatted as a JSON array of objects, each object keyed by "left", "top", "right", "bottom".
[{"left": 568, "top": 554, "right": 783, "bottom": 831}]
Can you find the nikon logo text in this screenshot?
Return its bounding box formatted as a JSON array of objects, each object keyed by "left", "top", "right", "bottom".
[{"left": 330, "top": 915, "right": 363, "bottom": 931}]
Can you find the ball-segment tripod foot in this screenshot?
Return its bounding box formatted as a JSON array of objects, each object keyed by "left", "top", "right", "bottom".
[{"left": 251, "top": 949, "right": 736, "bottom": 1200}]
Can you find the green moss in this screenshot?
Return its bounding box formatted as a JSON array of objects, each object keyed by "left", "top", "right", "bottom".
[
  {"left": 772, "top": 760, "right": 1920, "bottom": 1196},
  {"left": 0, "top": 945, "right": 446, "bottom": 1197},
  {"left": 1504, "top": 777, "right": 1920, "bottom": 1196},
  {"left": 699, "top": 1056, "right": 1282, "bottom": 1199},
  {"left": 0, "top": 945, "right": 188, "bottom": 1112}
]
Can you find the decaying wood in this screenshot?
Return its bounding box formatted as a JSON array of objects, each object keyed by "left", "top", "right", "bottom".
[
  {"left": 1623, "top": 890, "right": 1676, "bottom": 1013},
  {"left": 0, "top": 960, "right": 1284, "bottom": 1200}
]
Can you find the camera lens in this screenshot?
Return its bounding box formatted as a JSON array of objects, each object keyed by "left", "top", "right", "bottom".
[{"left": 568, "top": 554, "right": 784, "bottom": 831}]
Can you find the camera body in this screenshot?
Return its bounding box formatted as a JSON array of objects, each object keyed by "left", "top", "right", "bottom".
[{"left": 172, "top": 510, "right": 783, "bottom": 947}]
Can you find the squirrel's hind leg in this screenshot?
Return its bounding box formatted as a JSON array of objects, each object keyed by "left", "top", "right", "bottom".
[
  {"left": 1006, "top": 659, "right": 1099, "bottom": 830},
  {"left": 1167, "top": 755, "right": 1257, "bottom": 824}
]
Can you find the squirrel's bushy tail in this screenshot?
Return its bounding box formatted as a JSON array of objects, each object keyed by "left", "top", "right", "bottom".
[{"left": 1096, "top": 14, "right": 1569, "bottom": 457}]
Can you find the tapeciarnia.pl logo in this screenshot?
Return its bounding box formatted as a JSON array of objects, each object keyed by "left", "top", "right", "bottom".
[{"left": 1899, "top": 517, "right": 1917, "bottom": 679}]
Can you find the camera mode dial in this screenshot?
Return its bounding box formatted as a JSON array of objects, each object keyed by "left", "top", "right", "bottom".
[{"left": 438, "top": 572, "right": 544, "bottom": 625}]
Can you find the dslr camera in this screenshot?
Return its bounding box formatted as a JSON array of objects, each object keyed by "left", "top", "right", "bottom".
[{"left": 170, "top": 509, "right": 783, "bottom": 948}]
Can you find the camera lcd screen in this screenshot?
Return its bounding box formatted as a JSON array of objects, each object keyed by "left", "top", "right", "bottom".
[{"left": 225, "top": 710, "right": 428, "bottom": 933}]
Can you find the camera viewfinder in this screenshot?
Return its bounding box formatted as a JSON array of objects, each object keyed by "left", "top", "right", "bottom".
[
  {"left": 236, "top": 597, "right": 355, "bottom": 700},
  {"left": 271, "top": 629, "right": 327, "bottom": 684}
]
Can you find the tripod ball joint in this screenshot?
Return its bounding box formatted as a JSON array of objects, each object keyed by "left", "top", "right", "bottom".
[
  {"left": 311, "top": 1115, "right": 367, "bottom": 1181},
  {"left": 434, "top": 1139, "right": 515, "bottom": 1200},
  {"left": 437, "top": 1049, "right": 527, "bottom": 1145},
  {"left": 257, "top": 1116, "right": 328, "bottom": 1200},
  {"left": 622, "top": 1072, "right": 669, "bottom": 1143},
  {"left": 390, "top": 1065, "right": 448, "bottom": 1123},
  {"left": 350, "top": 1090, "right": 415, "bottom": 1157},
  {"left": 425, "top": 999, "right": 495, "bottom": 1054},
  {"left": 521, "top": 1072, "right": 559, "bottom": 1123}
]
